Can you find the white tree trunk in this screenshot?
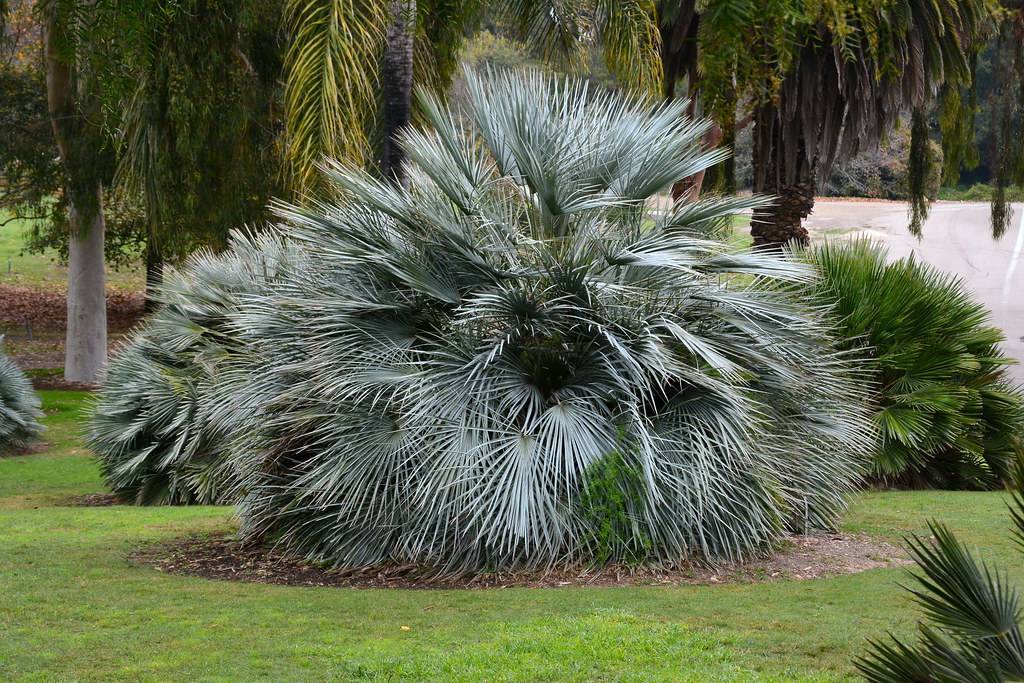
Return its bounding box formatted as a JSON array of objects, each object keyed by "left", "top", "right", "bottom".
[{"left": 64, "top": 185, "right": 107, "bottom": 383}]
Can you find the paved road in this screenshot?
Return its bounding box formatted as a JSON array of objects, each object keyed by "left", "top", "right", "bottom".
[{"left": 804, "top": 200, "right": 1024, "bottom": 382}]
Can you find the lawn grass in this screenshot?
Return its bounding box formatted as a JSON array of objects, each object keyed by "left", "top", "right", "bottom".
[
  {"left": 1, "top": 391, "right": 1020, "bottom": 681},
  {"left": 0, "top": 214, "right": 143, "bottom": 291}
]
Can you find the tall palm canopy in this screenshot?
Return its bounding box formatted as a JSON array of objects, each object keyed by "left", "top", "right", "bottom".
[
  {"left": 654, "top": 0, "right": 990, "bottom": 246},
  {"left": 282, "top": 0, "right": 663, "bottom": 190},
  {"left": 749, "top": 0, "right": 987, "bottom": 247},
  {"left": 92, "top": 69, "right": 875, "bottom": 574}
]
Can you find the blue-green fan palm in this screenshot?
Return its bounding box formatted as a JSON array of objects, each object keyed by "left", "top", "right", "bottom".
[
  {"left": 0, "top": 342, "right": 42, "bottom": 453},
  {"left": 89, "top": 231, "right": 303, "bottom": 504},
  {"left": 91, "top": 69, "right": 876, "bottom": 572},
  {"left": 213, "top": 69, "right": 877, "bottom": 573}
]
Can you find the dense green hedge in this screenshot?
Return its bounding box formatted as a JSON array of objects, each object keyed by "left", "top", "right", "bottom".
[{"left": 808, "top": 240, "right": 1023, "bottom": 489}]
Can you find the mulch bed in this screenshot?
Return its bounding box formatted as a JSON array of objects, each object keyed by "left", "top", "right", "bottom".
[
  {"left": 0, "top": 284, "right": 144, "bottom": 332},
  {"left": 0, "top": 282, "right": 146, "bottom": 333},
  {"left": 129, "top": 531, "right": 909, "bottom": 590},
  {"left": 1, "top": 284, "right": 144, "bottom": 373},
  {"left": 30, "top": 376, "right": 97, "bottom": 391},
  {"left": 66, "top": 493, "right": 127, "bottom": 507}
]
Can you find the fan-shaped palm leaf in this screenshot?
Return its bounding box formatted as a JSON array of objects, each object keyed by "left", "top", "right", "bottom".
[
  {"left": 0, "top": 342, "right": 42, "bottom": 453},
  {"left": 805, "top": 239, "right": 1024, "bottom": 489}
]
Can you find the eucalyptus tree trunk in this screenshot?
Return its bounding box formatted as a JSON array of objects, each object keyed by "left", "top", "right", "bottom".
[
  {"left": 751, "top": 105, "right": 813, "bottom": 249},
  {"left": 65, "top": 193, "right": 107, "bottom": 381},
  {"left": 45, "top": 7, "right": 108, "bottom": 383},
  {"left": 380, "top": 0, "right": 415, "bottom": 183}
]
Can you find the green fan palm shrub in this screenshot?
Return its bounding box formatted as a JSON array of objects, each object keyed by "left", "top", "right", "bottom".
[
  {"left": 88, "top": 231, "right": 304, "bottom": 504},
  {"left": 806, "top": 240, "right": 1024, "bottom": 490},
  {"left": 209, "top": 69, "right": 877, "bottom": 574},
  {"left": 0, "top": 342, "right": 42, "bottom": 452},
  {"left": 856, "top": 457, "right": 1024, "bottom": 681}
]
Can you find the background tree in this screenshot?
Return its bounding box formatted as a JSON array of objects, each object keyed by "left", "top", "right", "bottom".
[
  {"left": 42, "top": 0, "right": 111, "bottom": 382},
  {"left": 283, "top": 0, "right": 662, "bottom": 191},
  {"left": 94, "top": 0, "right": 285, "bottom": 307},
  {"left": 657, "top": 0, "right": 993, "bottom": 248},
  {"left": 1, "top": 0, "right": 147, "bottom": 271}
]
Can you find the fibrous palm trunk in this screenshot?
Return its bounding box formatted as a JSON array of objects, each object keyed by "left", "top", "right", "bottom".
[
  {"left": 144, "top": 238, "right": 163, "bottom": 313},
  {"left": 751, "top": 105, "right": 813, "bottom": 249},
  {"left": 44, "top": 8, "right": 108, "bottom": 383},
  {"left": 380, "top": 0, "right": 415, "bottom": 183}
]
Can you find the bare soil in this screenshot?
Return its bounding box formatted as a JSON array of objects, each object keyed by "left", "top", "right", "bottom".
[
  {"left": 66, "top": 493, "right": 127, "bottom": 507},
  {"left": 0, "top": 284, "right": 144, "bottom": 332},
  {"left": 130, "top": 531, "right": 909, "bottom": 590}
]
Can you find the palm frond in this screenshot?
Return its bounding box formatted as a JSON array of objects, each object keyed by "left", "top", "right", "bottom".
[
  {"left": 0, "top": 341, "right": 42, "bottom": 453},
  {"left": 89, "top": 231, "right": 306, "bottom": 504},
  {"left": 857, "top": 523, "right": 1024, "bottom": 681},
  {"left": 805, "top": 238, "right": 1024, "bottom": 489},
  {"left": 282, "top": 0, "right": 388, "bottom": 190}
]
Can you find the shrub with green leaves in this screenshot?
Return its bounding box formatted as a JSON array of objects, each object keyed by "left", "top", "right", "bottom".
[
  {"left": 88, "top": 231, "right": 302, "bottom": 504},
  {"left": 0, "top": 342, "right": 42, "bottom": 452},
  {"left": 807, "top": 240, "right": 1024, "bottom": 489},
  {"left": 857, "top": 456, "right": 1024, "bottom": 681}
]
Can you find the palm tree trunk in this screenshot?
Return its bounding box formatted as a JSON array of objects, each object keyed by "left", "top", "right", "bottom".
[
  {"left": 144, "top": 238, "right": 163, "bottom": 313},
  {"left": 380, "top": 0, "right": 415, "bottom": 183},
  {"left": 45, "top": 7, "right": 108, "bottom": 383},
  {"left": 751, "top": 105, "right": 813, "bottom": 249}
]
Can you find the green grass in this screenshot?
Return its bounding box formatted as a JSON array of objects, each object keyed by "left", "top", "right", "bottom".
[
  {"left": 0, "top": 215, "right": 143, "bottom": 291},
  {"left": 1, "top": 391, "right": 1020, "bottom": 681},
  {"left": 937, "top": 183, "right": 1024, "bottom": 202}
]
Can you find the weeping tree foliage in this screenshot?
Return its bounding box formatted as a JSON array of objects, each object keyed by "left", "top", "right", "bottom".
[
  {"left": 987, "top": 10, "right": 1024, "bottom": 237},
  {"left": 91, "top": 69, "right": 875, "bottom": 574},
  {"left": 0, "top": 341, "right": 42, "bottom": 453},
  {"left": 857, "top": 454, "right": 1024, "bottom": 681},
  {"left": 656, "top": 0, "right": 992, "bottom": 246},
  {"left": 806, "top": 240, "right": 1024, "bottom": 490},
  {"left": 932, "top": 6, "right": 1024, "bottom": 239},
  {"left": 103, "top": 0, "right": 285, "bottom": 272},
  {"left": 89, "top": 232, "right": 303, "bottom": 504}
]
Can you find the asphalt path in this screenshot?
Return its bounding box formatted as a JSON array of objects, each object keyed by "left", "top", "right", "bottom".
[{"left": 804, "top": 200, "right": 1024, "bottom": 382}]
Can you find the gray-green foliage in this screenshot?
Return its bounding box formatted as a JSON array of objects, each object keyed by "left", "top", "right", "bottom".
[
  {"left": 0, "top": 342, "right": 42, "bottom": 452},
  {"left": 89, "top": 231, "right": 302, "bottom": 503},
  {"left": 93, "top": 69, "right": 876, "bottom": 574}
]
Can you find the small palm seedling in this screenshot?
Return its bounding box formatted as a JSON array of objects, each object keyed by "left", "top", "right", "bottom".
[
  {"left": 806, "top": 239, "right": 1024, "bottom": 489},
  {"left": 857, "top": 458, "right": 1024, "bottom": 681},
  {"left": 0, "top": 339, "right": 42, "bottom": 452},
  {"left": 216, "top": 69, "right": 877, "bottom": 574},
  {"left": 89, "top": 231, "right": 304, "bottom": 504}
]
